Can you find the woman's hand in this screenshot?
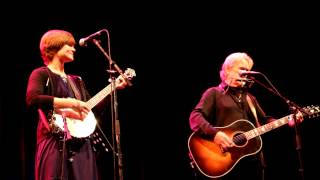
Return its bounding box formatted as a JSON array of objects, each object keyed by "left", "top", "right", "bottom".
[
  {"left": 71, "top": 99, "right": 90, "bottom": 120},
  {"left": 288, "top": 111, "right": 304, "bottom": 127},
  {"left": 54, "top": 98, "right": 90, "bottom": 120}
]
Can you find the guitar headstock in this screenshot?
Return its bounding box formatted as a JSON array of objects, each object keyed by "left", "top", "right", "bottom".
[
  {"left": 116, "top": 68, "right": 136, "bottom": 88},
  {"left": 123, "top": 68, "right": 136, "bottom": 80},
  {"left": 301, "top": 105, "right": 320, "bottom": 119}
]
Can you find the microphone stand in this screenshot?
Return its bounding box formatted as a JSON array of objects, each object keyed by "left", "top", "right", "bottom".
[
  {"left": 248, "top": 75, "right": 306, "bottom": 180},
  {"left": 92, "top": 38, "right": 132, "bottom": 180}
]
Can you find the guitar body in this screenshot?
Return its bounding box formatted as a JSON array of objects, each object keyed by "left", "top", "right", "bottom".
[
  {"left": 52, "top": 110, "right": 97, "bottom": 138},
  {"left": 188, "top": 120, "right": 262, "bottom": 178}
]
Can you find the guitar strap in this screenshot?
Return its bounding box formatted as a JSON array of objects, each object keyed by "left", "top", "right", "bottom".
[
  {"left": 67, "top": 76, "right": 81, "bottom": 100},
  {"left": 246, "top": 94, "right": 267, "bottom": 179},
  {"left": 246, "top": 94, "right": 260, "bottom": 126}
]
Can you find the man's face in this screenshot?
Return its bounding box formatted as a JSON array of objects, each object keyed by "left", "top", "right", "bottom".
[{"left": 224, "top": 60, "right": 251, "bottom": 87}]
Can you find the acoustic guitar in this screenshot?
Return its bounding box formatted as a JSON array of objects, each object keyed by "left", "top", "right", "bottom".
[{"left": 188, "top": 105, "right": 319, "bottom": 178}]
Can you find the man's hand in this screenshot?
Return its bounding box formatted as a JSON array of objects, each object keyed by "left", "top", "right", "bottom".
[{"left": 214, "top": 131, "right": 234, "bottom": 151}]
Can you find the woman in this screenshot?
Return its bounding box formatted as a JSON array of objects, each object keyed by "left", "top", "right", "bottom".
[{"left": 27, "top": 29, "right": 100, "bottom": 180}]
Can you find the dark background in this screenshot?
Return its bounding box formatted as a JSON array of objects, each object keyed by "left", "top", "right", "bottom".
[{"left": 1, "top": 3, "right": 320, "bottom": 180}]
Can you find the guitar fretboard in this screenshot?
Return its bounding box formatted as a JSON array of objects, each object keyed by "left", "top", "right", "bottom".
[
  {"left": 244, "top": 115, "right": 291, "bottom": 140},
  {"left": 85, "top": 68, "right": 135, "bottom": 110},
  {"left": 86, "top": 84, "right": 113, "bottom": 109}
]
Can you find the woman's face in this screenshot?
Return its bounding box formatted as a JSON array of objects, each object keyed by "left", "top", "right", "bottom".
[{"left": 56, "top": 44, "right": 76, "bottom": 63}]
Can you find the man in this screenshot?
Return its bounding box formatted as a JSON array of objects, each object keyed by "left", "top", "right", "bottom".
[{"left": 188, "top": 52, "right": 302, "bottom": 180}]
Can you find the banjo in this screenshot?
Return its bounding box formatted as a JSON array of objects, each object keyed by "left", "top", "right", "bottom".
[{"left": 50, "top": 68, "right": 136, "bottom": 138}]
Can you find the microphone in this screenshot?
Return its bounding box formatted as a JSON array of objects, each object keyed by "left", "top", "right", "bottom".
[
  {"left": 239, "top": 70, "right": 261, "bottom": 76},
  {"left": 236, "top": 78, "right": 254, "bottom": 83},
  {"left": 236, "top": 77, "right": 255, "bottom": 88},
  {"left": 79, "top": 29, "right": 106, "bottom": 47}
]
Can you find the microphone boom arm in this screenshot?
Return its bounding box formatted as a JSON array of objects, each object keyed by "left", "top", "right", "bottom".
[
  {"left": 248, "top": 72, "right": 307, "bottom": 180},
  {"left": 248, "top": 75, "right": 308, "bottom": 114},
  {"left": 92, "top": 39, "right": 132, "bottom": 86}
]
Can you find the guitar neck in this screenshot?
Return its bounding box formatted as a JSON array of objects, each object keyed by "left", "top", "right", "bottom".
[
  {"left": 86, "top": 84, "right": 113, "bottom": 109},
  {"left": 84, "top": 68, "right": 136, "bottom": 109},
  {"left": 244, "top": 115, "right": 291, "bottom": 140}
]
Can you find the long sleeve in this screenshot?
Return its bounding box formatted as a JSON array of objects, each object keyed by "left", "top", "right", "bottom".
[
  {"left": 26, "top": 67, "right": 54, "bottom": 110},
  {"left": 189, "top": 87, "right": 218, "bottom": 137}
]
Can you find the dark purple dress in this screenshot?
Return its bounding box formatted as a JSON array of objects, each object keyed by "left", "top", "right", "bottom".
[{"left": 26, "top": 66, "right": 98, "bottom": 180}]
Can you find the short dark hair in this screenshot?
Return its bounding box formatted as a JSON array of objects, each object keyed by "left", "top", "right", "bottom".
[{"left": 39, "top": 29, "right": 75, "bottom": 65}]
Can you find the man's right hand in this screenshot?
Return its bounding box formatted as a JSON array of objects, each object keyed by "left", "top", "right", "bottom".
[{"left": 213, "top": 131, "right": 235, "bottom": 150}]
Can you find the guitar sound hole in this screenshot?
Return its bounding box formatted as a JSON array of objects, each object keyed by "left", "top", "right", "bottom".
[{"left": 232, "top": 133, "right": 247, "bottom": 146}]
